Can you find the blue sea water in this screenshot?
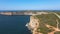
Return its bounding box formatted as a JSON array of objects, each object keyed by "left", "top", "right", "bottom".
[{"left": 0, "top": 15, "right": 31, "bottom": 34}]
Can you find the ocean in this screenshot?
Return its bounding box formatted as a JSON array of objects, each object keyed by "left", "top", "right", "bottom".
[{"left": 0, "top": 15, "right": 31, "bottom": 34}]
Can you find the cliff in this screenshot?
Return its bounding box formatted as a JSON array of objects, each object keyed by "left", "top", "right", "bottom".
[
  {"left": 26, "top": 12, "right": 60, "bottom": 34},
  {"left": 0, "top": 11, "right": 50, "bottom": 15}
]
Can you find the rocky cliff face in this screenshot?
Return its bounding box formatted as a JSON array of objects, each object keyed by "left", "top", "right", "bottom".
[
  {"left": 26, "top": 12, "right": 49, "bottom": 34},
  {"left": 26, "top": 16, "right": 42, "bottom": 34},
  {"left": 26, "top": 12, "right": 60, "bottom": 34}
]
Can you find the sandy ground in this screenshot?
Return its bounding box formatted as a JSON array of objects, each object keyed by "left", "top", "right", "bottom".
[{"left": 26, "top": 12, "right": 60, "bottom": 34}]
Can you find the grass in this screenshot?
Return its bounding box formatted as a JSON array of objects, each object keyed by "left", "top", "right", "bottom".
[
  {"left": 54, "top": 31, "right": 60, "bottom": 34},
  {"left": 34, "top": 12, "right": 60, "bottom": 34}
]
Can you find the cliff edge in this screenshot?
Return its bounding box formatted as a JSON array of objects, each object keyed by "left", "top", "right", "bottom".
[{"left": 26, "top": 12, "right": 60, "bottom": 34}]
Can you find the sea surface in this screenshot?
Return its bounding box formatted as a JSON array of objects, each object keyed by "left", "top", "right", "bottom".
[{"left": 0, "top": 15, "right": 31, "bottom": 34}]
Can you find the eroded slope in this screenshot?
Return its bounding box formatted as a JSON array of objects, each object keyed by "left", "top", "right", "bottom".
[{"left": 26, "top": 12, "right": 60, "bottom": 34}]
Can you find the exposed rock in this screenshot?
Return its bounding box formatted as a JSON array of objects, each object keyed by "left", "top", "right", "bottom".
[
  {"left": 26, "top": 12, "right": 49, "bottom": 34},
  {"left": 26, "top": 16, "right": 42, "bottom": 34},
  {"left": 26, "top": 12, "right": 60, "bottom": 34}
]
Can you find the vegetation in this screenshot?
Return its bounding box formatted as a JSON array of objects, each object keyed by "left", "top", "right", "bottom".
[
  {"left": 34, "top": 13, "right": 60, "bottom": 34},
  {"left": 54, "top": 31, "right": 60, "bottom": 34}
]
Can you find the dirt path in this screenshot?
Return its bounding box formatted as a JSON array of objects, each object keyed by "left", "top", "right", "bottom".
[
  {"left": 53, "top": 13, "right": 60, "bottom": 19},
  {"left": 45, "top": 19, "right": 60, "bottom": 34},
  {"left": 32, "top": 13, "right": 60, "bottom": 34},
  {"left": 26, "top": 12, "right": 60, "bottom": 34}
]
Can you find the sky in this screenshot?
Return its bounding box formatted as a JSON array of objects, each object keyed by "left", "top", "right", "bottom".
[{"left": 0, "top": 0, "right": 60, "bottom": 10}]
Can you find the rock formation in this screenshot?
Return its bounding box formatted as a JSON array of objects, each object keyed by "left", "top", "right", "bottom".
[{"left": 26, "top": 12, "right": 60, "bottom": 34}]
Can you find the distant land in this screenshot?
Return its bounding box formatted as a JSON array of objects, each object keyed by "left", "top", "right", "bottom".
[
  {"left": 0, "top": 10, "right": 60, "bottom": 15},
  {"left": 0, "top": 10, "right": 60, "bottom": 11}
]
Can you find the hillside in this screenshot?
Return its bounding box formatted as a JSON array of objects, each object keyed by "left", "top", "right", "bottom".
[{"left": 26, "top": 12, "right": 60, "bottom": 34}]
